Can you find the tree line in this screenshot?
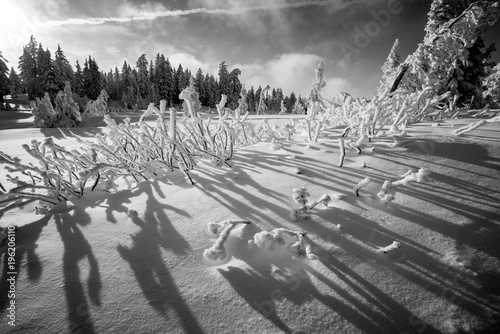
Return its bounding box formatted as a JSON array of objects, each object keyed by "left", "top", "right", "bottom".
[{"left": 0, "top": 36, "right": 303, "bottom": 113}]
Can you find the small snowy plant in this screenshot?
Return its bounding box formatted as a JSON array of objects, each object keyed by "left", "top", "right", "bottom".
[
  {"left": 248, "top": 228, "right": 318, "bottom": 260},
  {"left": 393, "top": 168, "right": 431, "bottom": 186},
  {"left": 291, "top": 188, "right": 331, "bottom": 220},
  {"left": 377, "top": 180, "right": 394, "bottom": 204},
  {"left": 353, "top": 177, "right": 373, "bottom": 197},
  {"left": 377, "top": 241, "right": 401, "bottom": 254},
  {"left": 203, "top": 220, "right": 251, "bottom": 261}
]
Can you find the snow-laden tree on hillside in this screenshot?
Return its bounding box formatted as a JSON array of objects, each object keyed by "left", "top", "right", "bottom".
[
  {"left": 388, "top": 0, "right": 500, "bottom": 107},
  {"left": 378, "top": 39, "right": 401, "bottom": 95}
]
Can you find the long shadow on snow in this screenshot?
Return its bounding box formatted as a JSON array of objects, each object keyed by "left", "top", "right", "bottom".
[
  {"left": 305, "top": 208, "right": 500, "bottom": 326},
  {"left": 217, "top": 223, "right": 395, "bottom": 334},
  {"left": 0, "top": 214, "right": 51, "bottom": 312},
  {"left": 117, "top": 181, "right": 202, "bottom": 333},
  {"left": 54, "top": 206, "right": 101, "bottom": 334}
]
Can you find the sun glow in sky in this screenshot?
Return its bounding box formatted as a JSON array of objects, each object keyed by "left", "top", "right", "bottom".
[{"left": 1, "top": 0, "right": 500, "bottom": 99}]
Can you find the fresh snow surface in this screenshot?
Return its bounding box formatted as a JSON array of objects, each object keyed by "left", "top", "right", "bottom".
[{"left": 1, "top": 117, "right": 500, "bottom": 334}]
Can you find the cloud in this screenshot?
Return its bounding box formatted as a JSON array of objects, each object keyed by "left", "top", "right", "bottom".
[
  {"left": 169, "top": 53, "right": 214, "bottom": 75},
  {"left": 39, "top": 0, "right": 338, "bottom": 27},
  {"left": 236, "top": 53, "right": 351, "bottom": 98}
]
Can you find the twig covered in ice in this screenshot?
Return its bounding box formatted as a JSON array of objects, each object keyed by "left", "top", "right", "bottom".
[
  {"left": 377, "top": 180, "right": 394, "bottom": 204},
  {"left": 249, "top": 228, "right": 318, "bottom": 260},
  {"left": 353, "top": 177, "right": 372, "bottom": 197},
  {"left": 297, "top": 233, "right": 318, "bottom": 260},
  {"left": 203, "top": 220, "right": 251, "bottom": 261},
  {"left": 377, "top": 241, "right": 401, "bottom": 254},
  {"left": 291, "top": 188, "right": 331, "bottom": 219},
  {"left": 338, "top": 138, "right": 346, "bottom": 167},
  {"left": 452, "top": 120, "right": 487, "bottom": 136},
  {"left": 393, "top": 168, "right": 431, "bottom": 186},
  {"left": 308, "top": 194, "right": 331, "bottom": 210},
  {"left": 354, "top": 134, "right": 367, "bottom": 154}
]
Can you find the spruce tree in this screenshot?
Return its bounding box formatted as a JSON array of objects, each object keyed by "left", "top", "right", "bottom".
[
  {"left": 247, "top": 86, "right": 255, "bottom": 112},
  {"left": 194, "top": 68, "right": 205, "bottom": 105},
  {"left": 8, "top": 67, "right": 22, "bottom": 97},
  {"left": 18, "top": 36, "right": 39, "bottom": 100},
  {"left": 0, "top": 51, "right": 10, "bottom": 103},
  {"left": 173, "top": 64, "right": 184, "bottom": 104},
  {"left": 53, "top": 44, "right": 73, "bottom": 92},
  {"left": 73, "top": 61, "right": 84, "bottom": 97},
  {"left": 37, "top": 45, "right": 58, "bottom": 101},
  {"left": 227, "top": 68, "right": 242, "bottom": 109},
  {"left": 136, "top": 54, "right": 149, "bottom": 103},
  {"left": 83, "top": 56, "right": 101, "bottom": 100},
  {"left": 378, "top": 39, "right": 400, "bottom": 94},
  {"left": 218, "top": 61, "right": 230, "bottom": 99}
]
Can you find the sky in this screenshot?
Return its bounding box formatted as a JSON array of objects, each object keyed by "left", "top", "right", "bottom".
[{"left": 1, "top": 0, "right": 500, "bottom": 99}]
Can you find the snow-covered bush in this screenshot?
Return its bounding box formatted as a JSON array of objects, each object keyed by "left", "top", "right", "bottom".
[
  {"left": 83, "top": 89, "right": 109, "bottom": 118},
  {"left": 0, "top": 100, "right": 201, "bottom": 207},
  {"left": 32, "top": 82, "right": 81, "bottom": 128},
  {"left": 483, "top": 63, "right": 500, "bottom": 107},
  {"left": 249, "top": 228, "right": 318, "bottom": 260}
]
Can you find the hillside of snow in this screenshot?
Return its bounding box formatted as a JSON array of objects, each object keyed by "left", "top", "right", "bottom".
[{"left": 1, "top": 117, "right": 500, "bottom": 334}]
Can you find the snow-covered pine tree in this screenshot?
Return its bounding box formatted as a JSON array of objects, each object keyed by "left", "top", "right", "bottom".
[
  {"left": 392, "top": 0, "right": 500, "bottom": 105},
  {"left": 307, "top": 60, "right": 326, "bottom": 117},
  {"left": 84, "top": 88, "right": 109, "bottom": 118},
  {"left": 32, "top": 82, "right": 81, "bottom": 127},
  {"left": 378, "top": 39, "right": 400, "bottom": 95},
  {"left": 181, "top": 76, "right": 202, "bottom": 115},
  {"left": 54, "top": 81, "right": 81, "bottom": 126},
  {"left": 483, "top": 63, "right": 500, "bottom": 107}
]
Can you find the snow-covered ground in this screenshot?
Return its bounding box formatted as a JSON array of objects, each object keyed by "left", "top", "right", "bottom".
[{"left": 1, "top": 117, "right": 500, "bottom": 333}]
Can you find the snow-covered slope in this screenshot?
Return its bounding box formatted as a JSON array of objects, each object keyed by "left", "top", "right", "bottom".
[{"left": 1, "top": 118, "right": 499, "bottom": 334}]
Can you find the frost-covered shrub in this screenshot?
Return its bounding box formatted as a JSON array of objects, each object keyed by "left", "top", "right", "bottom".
[
  {"left": 83, "top": 89, "right": 108, "bottom": 118},
  {"left": 32, "top": 82, "right": 81, "bottom": 128},
  {"left": 180, "top": 77, "right": 202, "bottom": 118},
  {"left": 0, "top": 100, "right": 201, "bottom": 207}
]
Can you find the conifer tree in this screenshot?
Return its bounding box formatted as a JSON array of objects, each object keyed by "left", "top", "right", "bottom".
[
  {"left": 136, "top": 54, "right": 149, "bottom": 103},
  {"left": 8, "top": 67, "right": 22, "bottom": 97},
  {"left": 73, "top": 60, "right": 84, "bottom": 97},
  {"left": 218, "top": 61, "right": 230, "bottom": 99},
  {"left": 53, "top": 44, "right": 73, "bottom": 92},
  {"left": 18, "top": 36, "right": 39, "bottom": 100},
  {"left": 247, "top": 86, "right": 255, "bottom": 112},
  {"left": 0, "top": 51, "right": 10, "bottom": 103},
  {"left": 194, "top": 68, "right": 205, "bottom": 105},
  {"left": 37, "top": 45, "right": 58, "bottom": 101},
  {"left": 83, "top": 56, "right": 102, "bottom": 100},
  {"left": 227, "top": 68, "right": 242, "bottom": 109},
  {"left": 378, "top": 39, "right": 400, "bottom": 94},
  {"left": 173, "top": 64, "right": 184, "bottom": 104}
]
